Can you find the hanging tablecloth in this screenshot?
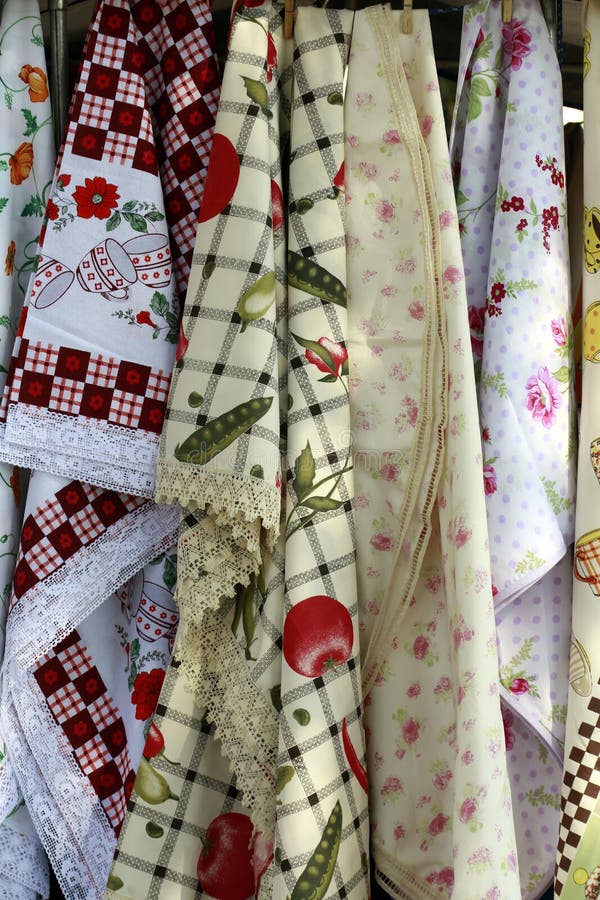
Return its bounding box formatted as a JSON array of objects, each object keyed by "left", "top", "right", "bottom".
[
  {"left": 0, "top": 2, "right": 220, "bottom": 897},
  {"left": 449, "top": 0, "right": 575, "bottom": 894},
  {"left": 345, "top": 8, "right": 520, "bottom": 898},
  {"left": 0, "top": 0, "right": 56, "bottom": 895},
  {"left": 108, "top": 5, "right": 371, "bottom": 897},
  {"left": 555, "top": 0, "right": 600, "bottom": 895},
  {"left": 0, "top": 0, "right": 219, "bottom": 498}
]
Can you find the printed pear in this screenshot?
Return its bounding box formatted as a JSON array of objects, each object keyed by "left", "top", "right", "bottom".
[{"left": 135, "top": 757, "right": 179, "bottom": 805}]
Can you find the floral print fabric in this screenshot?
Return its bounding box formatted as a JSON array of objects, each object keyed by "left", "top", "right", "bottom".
[
  {"left": 450, "top": 0, "right": 574, "bottom": 895},
  {"left": 346, "top": 8, "right": 520, "bottom": 898}
]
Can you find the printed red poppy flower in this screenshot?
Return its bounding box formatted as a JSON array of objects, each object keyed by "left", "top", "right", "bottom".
[
  {"left": 136, "top": 310, "right": 157, "bottom": 328},
  {"left": 131, "top": 668, "right": 166, "bottom": 721},
  {"left": 72, "top": 176, "right": 120, "bottom": 220},
  {"left": 9, "top": 142, "right": 34, "bottom": 186},
  {"left": 4, "top": 240, "right": 15, "bottom": 276},
  {"left": 45, "top": 199, "right": 59, "bottom": 221}
]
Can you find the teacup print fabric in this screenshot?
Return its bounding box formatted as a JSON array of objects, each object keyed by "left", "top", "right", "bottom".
[
  {"left": 0, "top": 0, "right": 219, "bottom": 498},
  {"left": 345, "top": 9, "right": 520, "bottom": 898},
  {"left": 450, "top": 0, "right": 575, "bottom": 894},
  {"left": 108, "top": 6, "right": 371, "bottom": 898},
  {"left": 556, "top": 0, "right": 600, "bottom": 894}
]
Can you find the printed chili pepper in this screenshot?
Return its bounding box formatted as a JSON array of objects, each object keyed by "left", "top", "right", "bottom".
[
  {"left": 341, "top": 717, "right": 368, "bottom": 793},
  {"left": 174, "top": 396, "right": 273, "bottom": 464},
  {"left": 287, "top": 250, "right": 347, "bottom": 307},
  {"left": 290, "top": 800, "right": 342, "bottom": 899}
]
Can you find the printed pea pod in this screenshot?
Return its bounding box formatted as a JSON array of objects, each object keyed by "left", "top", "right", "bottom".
[
  {"left": 290, "top": 800, "right": 342, "bottom": 900},
  {"left": 174, "top": 396, "right": 273, "bottom": 464},
  {"left": 236, "top": 271, "right": 276, "bottom": 332},
  {"left": 287, "top": 251, "right": 346, "bottom": 307}
]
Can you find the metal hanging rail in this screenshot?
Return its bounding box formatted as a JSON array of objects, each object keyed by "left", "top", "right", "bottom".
[{"left": 47, "top": 0, "right": 69, "bottom": 150}]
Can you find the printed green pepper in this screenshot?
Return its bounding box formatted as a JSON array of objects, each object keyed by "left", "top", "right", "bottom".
[
  {"left": 287, "top": 251, "right": 346, "bottom": 307},
  {"left": 174, "top": 396, "right": 273, "bottom": 464},
  {"left": 290, "top": 800, "right": 342, "bottom": 899}
]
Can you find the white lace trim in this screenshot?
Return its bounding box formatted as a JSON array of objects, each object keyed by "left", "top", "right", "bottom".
[
  {"left": 0, "top": 825, "right": 49, "bottom": 898},
  {"left": 5, "top": 501, "right": 178, "bottom": 672},
  {"left": 178, "top": 608, "right": 278, "bottom": 835},
  {"left": 0, "top": 876, "right": 42, "bottom": 900},
  {"left": 0, "top": 757, "right": 22, "bottom": 826},
  {"left": 0, "top": 410, "right": 159, "bottom": 498},
  {"left": 6, "top": 668, "right": 114, "bottom": 900}
]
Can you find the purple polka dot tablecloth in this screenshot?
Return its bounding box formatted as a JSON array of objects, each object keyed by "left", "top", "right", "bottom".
[{"left": 449, "top": 0, "right": 575, "bottom": 895}]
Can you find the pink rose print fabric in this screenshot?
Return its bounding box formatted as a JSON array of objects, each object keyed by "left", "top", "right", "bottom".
[
  {"left": 450, "top": 0, "right": 574, "bottom": 895},
  {"left": 346, "top": 8, "right": 519, "bottom": 899}
]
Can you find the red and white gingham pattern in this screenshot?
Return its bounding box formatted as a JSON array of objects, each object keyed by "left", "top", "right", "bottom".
[
  {"left": 87, "top": 354, "right": 120, "bottom": 388},
  {"left": 50, "top": 379, "right": 85, "bottom": 415},
  {"left": 109, "top": 390, "right": 144, "bottom": 428},
  {"left": 34, "top": 632, "right": 134, "bottom": 833},
  {"left": 78, "top": 94, "right": 114, "bottom": 132},
  {"left": 92, "top": 32, "right": 125, "bottom": 70},
  {"left": 118, "top": 70, "right": 146, "bottom": 111},
  {"left": 103, "top": 133, "right": 139, "bottom": 167},
  {"left": 5, "top": 340, "right": 170, "bottom": 432},
  {"left": 10, "top": 480, "right": 145, "bottom": 608}
]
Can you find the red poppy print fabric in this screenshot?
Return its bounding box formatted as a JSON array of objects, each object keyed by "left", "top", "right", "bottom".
[{"left": 0, "top": 0, "right": 219, "bottom": 498}]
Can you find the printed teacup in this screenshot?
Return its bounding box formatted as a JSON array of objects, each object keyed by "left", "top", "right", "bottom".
[
  {"left": 591, "top": 438, "right": 600, "bottom": 484},
  {"left": 30, "top": 255, "right": 74, "bottom": 309},
  {"left": 123, "top": 234, "right": 172, "bottom": 288},
  {"left": 76, "top": 238, "right": 137, "bottom": 298},
  {"left": 575, "top": 527, "right": 600, "bottom": 595},
  {"left": 135, "top": 579, "right": 179, "bottom": 643}
]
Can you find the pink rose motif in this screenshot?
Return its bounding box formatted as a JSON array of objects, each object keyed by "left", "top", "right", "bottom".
[
  {"left": 383, "top": 129, "right": 401, "bottom": 144},
  {"left": 407, "top": 682, "right": 421, "bottom": 698},
  {"left": 393, "top": 824, "right": 406, "bottom": 840},
  {"left": 443, "top": 264, "right": 463, "bottom": 285},
  {"left": 413, "top": 635, "right": 430, "bottom": 659},
  {"left": 402, "top": 717, "right": 420, "bottom": 745},
  {"left": 434, "top": 676, "right": 452, "bottom": 695},
  {"left": 508, "top": 677, "right": 529, "bottom": 695},
  {"left": 380, "top": 462, "right": 400, "bottom": 482},
  {"left": 428, "top": 813, "right": 448, "bottom": 836},
  {"left": 304, "top": 336, "right": 348, "bottom": 378},
  {"left": 551, "top": 315, "right": 567, "bottom": 347},
  {"left": 426, "top": 868, "right": 455, "bottom": 889},
  {"left": 502, "top": 706, "right": 515, "bottom": 751},
  {"left": 420, "top": 115, "right": 433, "bottom": 139},
  {"left": 525, "top": 366, "right": 562, "bottom": 428},
  {"left": 483, "top": 463, "right": 497, "bottom": 495},
  {"left": 376, "top": 199, "right": 395, "bottom": 223},
  {"left": 409, "top": 300, "right": 424, "bottom": 320},
  {"left": 468, "top": 304, "right": 486, "bottom": 333},
  {"left": 439, "top": 210, "right": 453, "bottom": 229},
  {"left": 462, "top": 750, "right": 474, "bottom": 765},
  {"left": 370, "top": 533, "right": 392, "bottom": 552},
  {"left": 460, "top": 797, "right": 478, "bottom": 823},
  {"left": 502, "top": 19, "right": 532, "bottom": 70},
  {"left": 381, "top": 776, "right": 403, "bottom": 796},
  {"left": 433, "top": 769, "right": 452, "bottom": 791},
  {"left": 454, "top": 522, "right": 472, "bottom": 549}
]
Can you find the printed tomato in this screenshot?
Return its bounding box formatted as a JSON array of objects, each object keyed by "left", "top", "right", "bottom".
[
  {"left": 271, "top": 179, "right": 284, "bottom": 231},
  {"left": 198, "top": 134, "right": 240, "bottom": 223},
  {"left": 283, "top": 595, "right": 353, "bottom": 678},
  {"left": 197, "top": 812, "right": 255, "bottom": 900}
]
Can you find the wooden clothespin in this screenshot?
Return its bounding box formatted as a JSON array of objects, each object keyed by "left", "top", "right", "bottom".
[
  {"left": 284, "top": 0, "right": 295, "bottom": 39},
  {"left": 402, "top": 0, "right": 413, "bottom": 35},
  {"left": 502, "top": 0, "right": 513, "bottom": 24}
]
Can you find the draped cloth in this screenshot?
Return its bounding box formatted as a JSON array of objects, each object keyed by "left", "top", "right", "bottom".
[
  {"left": 0, "top": 1, "right": 56, "bottom": 895},
  {"left": 556, "top": 0, "right": 600, "bottom": 895},
  {"left": 346, "top": 8, "right": 520, "bottom": 898},
  {"left": 0, "top": 2, "right": 219, "bottom": 898},
  {"left": 109, "top": 5, "right": 371, "bottom": 897},
  {"left": 450, "top": 0, "right": 575, "bottom": 894}
]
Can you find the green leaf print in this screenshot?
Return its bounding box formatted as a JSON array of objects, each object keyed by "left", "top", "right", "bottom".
[
  {"left": 21, "top": 195, "right": 43, "bottom": 217},
  {"left": 481, "top": 371, "right": 508, "bottom": 399},
  {"left": 472, "top": 31, "right": 493, "bottom": 63},
  {"left": 106, "top": 211, "right": 121, "bottom": 232},
  {"left": 541, "top": 477, "right": 573, "bottom": 515},
  {"left": 471, "top": 76, "right": 491, "bottom": 97},
  {"left": 241, "top": 76, "right": 272, "bottom": 118},
  {"left": 293, "top": 442, "right": 316, "bottom": 501},
  {"left": 467, "top": 91, "right": 483, "bottom": 123},
  {"left": 0, "top": 198, "right": 7, "bottom": 216},
  {"left": 514, "top": 550, "right": 545, "bottom": 576},
  {"left": 525, "top": 786, "right": 560, "bottom": 810},
  {"left": 21, "top": 109, "right": 38, "bottom": 137},
  {"left": 122, "top": 211, "right": 148, "bottom": 233}
]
